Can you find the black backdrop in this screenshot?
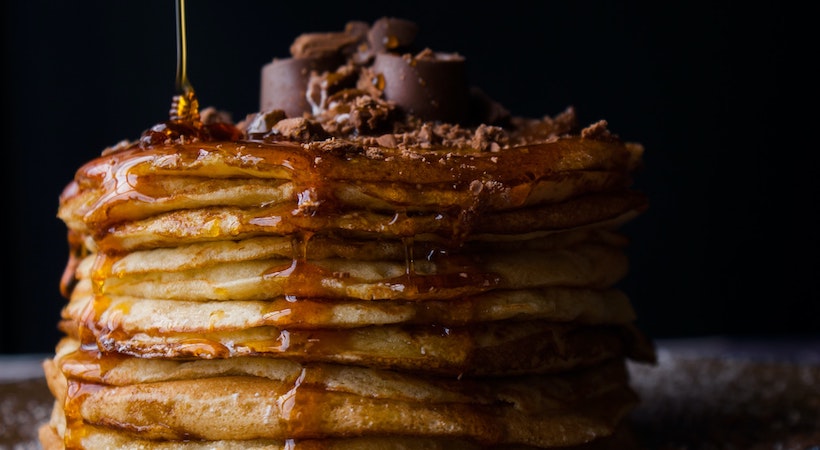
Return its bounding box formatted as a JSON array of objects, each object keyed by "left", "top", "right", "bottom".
[{"left": 3, "top": 1, "right": 816, "bottom": 354}]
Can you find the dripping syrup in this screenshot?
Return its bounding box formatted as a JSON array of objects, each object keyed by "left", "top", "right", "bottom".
[
  {"left": 139, "top": 0, "right": 241, "bottom": 148},
  {"left": 170, "top": 0, "right": 198, "bottom": 123}
]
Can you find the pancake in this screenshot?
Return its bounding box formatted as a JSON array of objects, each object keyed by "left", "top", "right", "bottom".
[
  {"left": 69, "top": 240, "right": 629, "bottom": 302},
  {"left": 39, "top": 424, "right": 641, "bottom": 450},
  {"left": 42, "top": 16, "right": 654, "bottom": 450},
  {"left": 63, "top": 286, "right": 637, "bottom": 331},
  {"left": 58, "top": 138, "right": 643, "bottom": 234},
  {"left": 43, "top": 338, "right": 638, "bottom": 447}
]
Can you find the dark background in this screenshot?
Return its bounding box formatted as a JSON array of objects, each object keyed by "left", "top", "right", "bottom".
[{"left": 2, "top": 2, "right": 816, "bottom": 354}]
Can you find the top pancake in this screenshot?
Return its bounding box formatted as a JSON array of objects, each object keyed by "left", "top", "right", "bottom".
[{"left": 58, "top": 135, "right": 646, "bottom": 252}]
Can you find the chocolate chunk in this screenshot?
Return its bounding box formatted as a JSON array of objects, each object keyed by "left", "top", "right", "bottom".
[
  {"left": 367, "top": 17, "right": 418, "bottom": 53},
  {"left": 290, "top": 31, "right": 361, "bottom": 59},
  {"left": 244, "top": 109, "right": 287, "bottom": 135},
  {"left": 271, "top": 117, "right": 330, "bottom": 141},
  {"left": 260, "top": 56, "right": 342, "bottom": 117},
  {"left": 371, "top": 52, "right": 470, "bottom": 123}
]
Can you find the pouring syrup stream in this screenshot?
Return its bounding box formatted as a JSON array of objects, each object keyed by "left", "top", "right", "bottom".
[{"left": 170, "top": 0, "right": 199, "bottom": 123}]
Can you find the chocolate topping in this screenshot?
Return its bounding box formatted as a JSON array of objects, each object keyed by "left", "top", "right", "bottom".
[
  {"left": 236, "top": 18, "right": 624, "bottom": 154},
  {"left": 372, "top": 51, "right": 469, "bottom": 124},
  {"left": 261, "top": 56, "right": 343, "bottom": 117},
  {"left": 260, "top": 17, "right": 487, "bottom": 126}
]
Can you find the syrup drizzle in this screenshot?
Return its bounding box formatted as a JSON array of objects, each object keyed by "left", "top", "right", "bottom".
[
  {"left": 138, "top": 0, "right": 242, "bottom": 148},
  {"left": 170, "top": 0, "right": 199, "bottom": 123}
]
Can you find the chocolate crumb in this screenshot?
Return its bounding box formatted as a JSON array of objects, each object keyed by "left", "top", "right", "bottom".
[
  {"left": 581, "top": 120, "right": 621, "bottom": 143},
  {"left": 271, "top": 117, "right": 329, "bottom": 141},
  {"left": 199, "top": 107, "right": 234, "bottom": 125}
]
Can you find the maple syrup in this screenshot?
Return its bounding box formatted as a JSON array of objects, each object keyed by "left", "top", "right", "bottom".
[
  {"left": 170, "top": 0, "right": 198, "bottom": 123},
  {"left": 139, "top": 0, "right": 241, "bottom": 148}
]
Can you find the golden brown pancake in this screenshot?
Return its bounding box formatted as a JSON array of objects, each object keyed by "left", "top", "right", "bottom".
[
  {"left": 62, "top": 286, "right": 637, "bottom": 332},
  {"left": 57, "top": 138, "right": 643, "bottom": 237},
  {"left": 38, "top": 424, "right": 641, "bottom": 450},
  {"left": 42, "top": 339, "right": 639, "bottom": 448},
  {"left": 69, "top": 240, "right": 630, "bottom": 302}
]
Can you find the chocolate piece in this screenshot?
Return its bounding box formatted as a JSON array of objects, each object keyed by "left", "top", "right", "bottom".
[
  {"left": 271, "top": 117, "right": 330, "bottom": 141},
  {"left": 367, "top": 17, "right": 418, "bottom": 53},
  {"left": 260, "top": 56, "right": 341, "bottom": 117},
  {"left": 290, "top": 31, "right": 361, "bottom": 59},
  {"left": 306, "top": 62, "right": 360, "bottom": 113},
  {"left": 244, "top": 109, "right": 287, "bottom": 135},
  {"left": 371, "top": 51, "right": 470, "bottom": 123}
]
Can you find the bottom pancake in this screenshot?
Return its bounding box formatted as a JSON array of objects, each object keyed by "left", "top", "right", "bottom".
[
  {"left": 38, "top": 422, "right": 641, "bottom": 449},
  {"left": 43, "top": 342, "right": 639, "bottom": 448}
]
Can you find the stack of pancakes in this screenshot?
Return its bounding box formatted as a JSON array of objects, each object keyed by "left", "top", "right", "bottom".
[{"left": 40, "top": 17, "right": 655, "bottom": 450}]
